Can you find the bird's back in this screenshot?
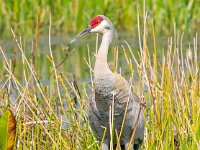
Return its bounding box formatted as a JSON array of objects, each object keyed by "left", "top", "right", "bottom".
[{"left": 88, "top": 73, "right": 144, "bottom": 148}]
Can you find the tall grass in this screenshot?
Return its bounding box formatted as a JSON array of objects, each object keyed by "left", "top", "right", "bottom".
[
  {"left": 0, "top": 5, "right": 199, "bottom": 150},
  {"left": 0, "top": 0, "right": 200, "bottom": 38}
]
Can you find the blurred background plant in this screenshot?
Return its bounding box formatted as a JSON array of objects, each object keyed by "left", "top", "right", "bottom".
[
  {"left": 0, "top": 0, "right": 199, "bottom": 38},
  {"left": 0, "top": 0, "right": 199, "bottom": 149}
]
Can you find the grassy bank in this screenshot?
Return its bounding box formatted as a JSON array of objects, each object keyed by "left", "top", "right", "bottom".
[{"left": 0, "top": 7, "right": 199, "bottom": 149}]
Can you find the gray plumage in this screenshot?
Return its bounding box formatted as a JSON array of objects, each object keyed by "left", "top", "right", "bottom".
[
  {"left": 89, "top": 73, "right": 144, "bottom": 149},
  {"left": 71, "top": 15, "right": 144, "bottom": 150}
]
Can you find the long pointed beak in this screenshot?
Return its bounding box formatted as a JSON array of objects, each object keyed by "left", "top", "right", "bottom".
[{"left": 70, "top": 26, "right": 91, "bottom": 44}]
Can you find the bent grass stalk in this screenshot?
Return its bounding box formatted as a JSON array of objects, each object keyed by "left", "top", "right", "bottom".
[{"left": 0, "top": 7, "right": 199, "bottom": 150}]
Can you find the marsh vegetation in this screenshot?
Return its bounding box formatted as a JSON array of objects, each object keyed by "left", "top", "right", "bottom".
[{"left": 0, "top": 1, "right": 199, "bottom": 150}]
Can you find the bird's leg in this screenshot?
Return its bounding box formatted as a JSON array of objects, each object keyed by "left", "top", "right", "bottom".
[
  {"left": 102, "top": 143, "right": 109, "bottom": 150},
  {"left": 125, "top": 143, "right": 134, "bottom": 150}
]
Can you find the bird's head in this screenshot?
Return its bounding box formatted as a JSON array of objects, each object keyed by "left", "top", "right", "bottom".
[{"left": 70, "top": 15, "right": 114, "bottom": 44}]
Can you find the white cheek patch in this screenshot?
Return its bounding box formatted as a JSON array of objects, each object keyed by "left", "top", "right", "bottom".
[{"left": 91, "top": 20, "right": 108, "bottom": 33}]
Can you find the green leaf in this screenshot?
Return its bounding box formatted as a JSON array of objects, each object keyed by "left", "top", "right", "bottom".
[{"left": 0, "top": 109, "right": 16, "bottom": 150}]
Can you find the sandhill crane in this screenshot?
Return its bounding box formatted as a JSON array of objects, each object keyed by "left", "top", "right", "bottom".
[{"left": 70, "top": 15, "right": 144, "bottom": 150}]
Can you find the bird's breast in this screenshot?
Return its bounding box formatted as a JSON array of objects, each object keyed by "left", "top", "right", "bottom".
[{"left": 94, "top": 74, "right": 130, "bottom": 113}]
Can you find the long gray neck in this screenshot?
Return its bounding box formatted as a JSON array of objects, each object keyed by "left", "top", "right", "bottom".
[{"left": 94, "top": 29, "right": 114, "bottom": 77}]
